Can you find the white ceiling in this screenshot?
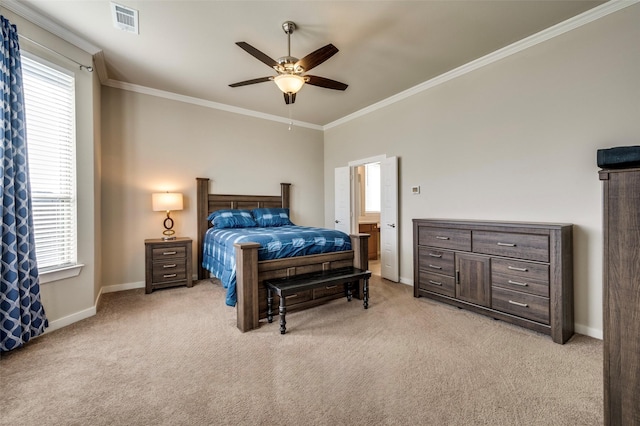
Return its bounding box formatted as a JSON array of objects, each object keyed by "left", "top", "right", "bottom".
[{"left": 11, "top": 0, "right": 605, "bottom": 126}]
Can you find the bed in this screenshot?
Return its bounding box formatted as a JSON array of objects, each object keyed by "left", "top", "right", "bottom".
[{"left": 196, "top": 178, "right": 369, "bottom": 332}]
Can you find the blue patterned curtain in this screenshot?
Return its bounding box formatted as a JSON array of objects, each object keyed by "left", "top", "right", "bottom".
[{"left": 0, "top": 15, "right": 47, "bottom": 352}]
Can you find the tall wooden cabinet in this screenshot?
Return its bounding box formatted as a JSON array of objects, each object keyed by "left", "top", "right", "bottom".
[{"left": 599, "top": 168, "right": 640, "bottom": 426}]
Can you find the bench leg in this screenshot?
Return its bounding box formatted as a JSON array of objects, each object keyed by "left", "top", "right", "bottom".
[
  {"left": 267, "top": 288, "right": 274, "bottom": 323},
  {"left": 363, "top": 278, "right": 369, "bottom": 309},
  {"left": 279, "top": 296, "right": 287, "bottom": 335},
  {"left": 346, "top": 282, "right": 353, "bottom": 302}
]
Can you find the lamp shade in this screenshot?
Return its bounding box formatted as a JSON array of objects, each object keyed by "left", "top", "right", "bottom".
[
  {"left": 274, "top": 74, "right": 305, "bottom": 94},
  {"left": 152, "top": 192, "right": 183, "bottom": 212}
]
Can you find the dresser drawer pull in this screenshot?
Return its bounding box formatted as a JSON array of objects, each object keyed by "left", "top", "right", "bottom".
[
  {"left": 162, "top": 251, "right": 177, "bottom": 256},
  {"left": 507, "top": 266, "right": 528, "bottom": 272},
  {"left": 286, "top": 294, "right": 298, "bottom": 299},
  {"left": 428, "top": 280, "right": 443, "bottom": 286},
  {"left": 497, "top": 242, "right": 516, "bottom": 247},
  {"left": 428, "top": 253, "right": 442, "bottom": 258},
  {"left": 428, "top": 264, "right": 442, "bottom": 270},
  {"left": 508, "top": 279, "right": 528, "bottom": 287},
  {"left": 163, "top": 273, "right": 177, "bottom": 278},
  {"left": 325, "top": 285, "right": 338, "bottom": 289},
  {"left": 163, "top": 264, "right": 177, "bottom": 268},
  {"left": 508, "top": 300, "right": 529, "bottom": 308},
  {"left": 435, "top": 236, "right": 450, "bottom": 240}
]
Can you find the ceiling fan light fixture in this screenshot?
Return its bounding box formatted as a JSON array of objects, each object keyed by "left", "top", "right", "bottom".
[{"left": 274, "top": 74, "right": 305, "bottom": 94}]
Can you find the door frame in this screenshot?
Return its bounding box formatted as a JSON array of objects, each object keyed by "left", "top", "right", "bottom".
[{"left": 348, "top": 154, "right": 387, "bottom": 233}]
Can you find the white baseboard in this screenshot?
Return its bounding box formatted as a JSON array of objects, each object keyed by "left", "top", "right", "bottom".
[
  {"left": 44, "top": 305, "right": 96, "bottom": 334},
  {"left": 101, "top": 280, "right": 145, "bottom": 294},
  {"left": 574, "top": 324, "right": 603, "bottom": 340}
]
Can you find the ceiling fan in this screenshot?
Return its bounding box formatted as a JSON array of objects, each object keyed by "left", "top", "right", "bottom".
[{"left": 229, "top": 21, "right": 348, "bottom": 105}]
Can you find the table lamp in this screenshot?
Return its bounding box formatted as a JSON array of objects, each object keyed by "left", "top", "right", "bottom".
[{"left": 152, "top": 192, "right": 183, "bottom": 240}]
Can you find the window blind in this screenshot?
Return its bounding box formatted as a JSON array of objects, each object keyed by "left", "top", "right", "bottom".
[{"left": 21, "top": 55, "right": 77, "bottom": 272}]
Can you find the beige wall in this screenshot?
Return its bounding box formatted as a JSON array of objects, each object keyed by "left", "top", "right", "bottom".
[
  {"left": 100, "top": 87, "right": 325, "bottom": 289},
  {"left": 2, "top": 10, "right": 101, "bottom": 329},
  {"left": 323, "top": 6, "right": 640, "bottom": 338}
]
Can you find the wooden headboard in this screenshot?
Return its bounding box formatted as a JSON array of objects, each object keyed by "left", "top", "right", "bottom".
[{"left": 195, "top": 177, "right": 291, "bottom": 279}]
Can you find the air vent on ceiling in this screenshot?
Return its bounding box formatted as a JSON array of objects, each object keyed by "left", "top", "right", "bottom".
[{"left": 111, "top": 2, "right": 139, "bottom": 34}]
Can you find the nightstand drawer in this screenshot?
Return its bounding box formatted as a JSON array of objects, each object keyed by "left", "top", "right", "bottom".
[
  {"left": 152, "top": 246, "right": 186, "bottom": 260},
  {"left": 152, "top": 268, "right": 187, "bottom": 284}
]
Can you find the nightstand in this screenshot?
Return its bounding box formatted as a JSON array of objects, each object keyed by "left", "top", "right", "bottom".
[{"left": 145, "top": 237, "right": 193, "bottom": 294}]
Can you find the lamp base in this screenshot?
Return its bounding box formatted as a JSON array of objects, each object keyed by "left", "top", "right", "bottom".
[{"left": 162, "top": 236, "right": 177, "bottom": 241}]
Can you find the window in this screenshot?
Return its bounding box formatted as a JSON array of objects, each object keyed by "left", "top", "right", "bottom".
[
  {"left": 364, "top": 162, "right": 381, "bottom": 213},
  {"left": 21, "top": 54, "right": 77, "bottom": 273}
]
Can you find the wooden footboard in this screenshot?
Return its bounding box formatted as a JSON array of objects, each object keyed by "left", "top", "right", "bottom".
[{"left": 235, "top": 233, "right": 369, "bottom": 332}]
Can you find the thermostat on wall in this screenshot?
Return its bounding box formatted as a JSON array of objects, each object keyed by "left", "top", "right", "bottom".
[{"left": 411, "top": 186, "right": 420, "bottom": 194}]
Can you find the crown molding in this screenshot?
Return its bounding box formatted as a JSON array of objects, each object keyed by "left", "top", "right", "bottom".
[
  {"left": 2, "top": 0, "right": 102, "bottom": 55},
  {"left": 103, "top": 79, "right": 323, "bottom": 131},
  {"left": 323, "top": 0, "right": 639, "bottom": 130}
]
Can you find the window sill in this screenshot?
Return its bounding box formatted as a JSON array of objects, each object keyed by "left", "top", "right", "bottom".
[{"left": 40, "top": 264, "right": 85, "bottom": 284}]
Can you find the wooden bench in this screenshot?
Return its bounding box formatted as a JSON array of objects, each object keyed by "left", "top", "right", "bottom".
[{"left": 263, "top": 267, "right": 371, "bottom": 334}]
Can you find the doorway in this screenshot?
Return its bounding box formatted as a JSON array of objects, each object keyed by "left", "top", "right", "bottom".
[
  {"left": 355, "top": 162, "right": 381, "bottom": 276},
  {"left": 335, "top": 155, "right": 399, "bottom": 282}
]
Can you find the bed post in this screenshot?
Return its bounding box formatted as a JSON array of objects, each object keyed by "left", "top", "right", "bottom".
[
  {"left": 235, "top": 242, "right": 261, "bottom": 332},
  {"left": 196, "top": 177, "right": 209, "bottom": 280},
  {"left": 350, "top": 233, "right": 369, "bottom": 298},
  {"left": 280, "top": 183, "right": 291, "bottom": 208}
]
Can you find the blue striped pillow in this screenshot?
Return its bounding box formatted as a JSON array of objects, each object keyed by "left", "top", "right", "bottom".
[
  {"left": 208, "top": 209, "right": 257, "bottom": 229},
  {"left": 252, "top": 208, "right": 294, "bottom": 227}
]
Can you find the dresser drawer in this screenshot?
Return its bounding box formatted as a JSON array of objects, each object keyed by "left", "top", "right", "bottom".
[
  {"left": 492, "top": 286, "right": 549, "bottom": 324},
  {"left": 472, "top": 231, "right": 549, "bottom": 262},
  {"left": 418, "top": 270, "right": 455, "bottom": 297},
  {"left": 418, "top": 247, "right": 455, "bottom": 276},
  {"left": 491, "top": 259, "right": 549, "bottom": 297},
  {"left": 418, "top": 227, "right": 471, "bottom": 251},
  {"left": 152, "top": 246, "right": 186, "bottom": 260}
]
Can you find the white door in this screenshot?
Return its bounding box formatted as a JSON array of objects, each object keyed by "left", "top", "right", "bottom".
[
  {"left": 334, "top": 166, "right": 351, "bottom": 234},
  {"left": 380, "top": 156, "right": 399, "bottom": 282}
]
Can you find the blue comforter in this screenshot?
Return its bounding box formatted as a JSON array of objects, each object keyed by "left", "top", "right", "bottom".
[{"left": 202, "top": 225, "right": 352, "bottom": 306}]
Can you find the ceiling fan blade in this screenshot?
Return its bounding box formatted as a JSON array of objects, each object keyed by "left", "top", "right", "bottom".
[
  {"left": 229, "top": 77, "right": 273, "bottom": 88},
  {"left": 296, "top": 44, "right": 339, "bottom": 72},
  {"left": 305, "top": 75, "right": 348, "bottom": 91},
  {"left": 235, "top": 42, "right": 278, "bottom": 68}
]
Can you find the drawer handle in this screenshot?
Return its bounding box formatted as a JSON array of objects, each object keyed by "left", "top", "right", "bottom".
[
  {"left": 163, "top": 264, "right": 177, "bottom": 269},
  {"left": 435, "top": 236, "right": 450, "bottom": 240},
  {"left": 428, "top": 264, "right": 442, "bottom": 270},
  {"left": 508, "top": 279, "right": 528, "bottom": 287},
  {"left": 162, "top": 251, "right": 177, "bottom": 256},
  {"left": 428, "top": 253, "right": 442, "bottom": 258},
  {"left": 428, "top": 280, "right": 442, "bottom": 286},
  {"left": 163, "top": 273, "right": 177, "bottom": 278},
  {"left": 325, "top": 285, "right": 338, "bottom": 289},
  {"left": 497, "top": 242, "right": 516, "bottom": 247},
  {"left": 507, "top": 266, "right": 528, "bottom": 272},
  {"left": 508, "top": 300, "right": 529, "bottom": 308},
  {"left": 286, "top": 294, "right": 298, "bottom": 299}
]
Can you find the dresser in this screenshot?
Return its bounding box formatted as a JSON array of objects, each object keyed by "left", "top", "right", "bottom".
[
  {"left": 145, "top": 237, "right": 193, "bottom": 293},
  {"left": 413, "top": 219, "right": 573, "bottom": 344},
  {"left": 599, "top": 168, "right": 640, "bottom": 425}
]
